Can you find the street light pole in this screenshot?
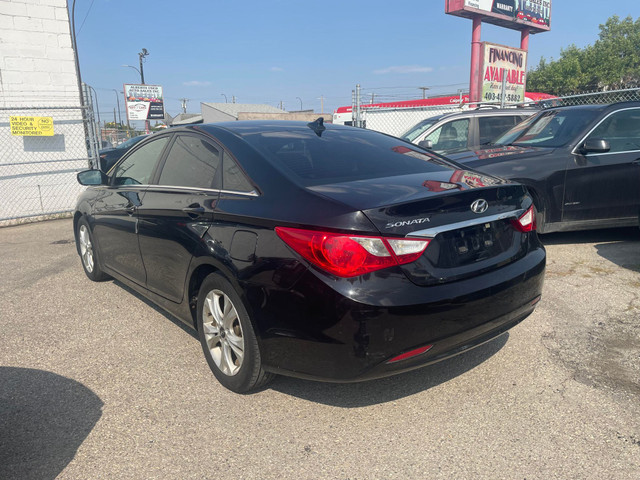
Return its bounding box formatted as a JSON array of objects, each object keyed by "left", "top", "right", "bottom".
[
  {"left": 296, "top": 97, "right": 302, "bottom": 111},
  {"left": 221, "top": 94, "right": 228, "bottom": 103}
]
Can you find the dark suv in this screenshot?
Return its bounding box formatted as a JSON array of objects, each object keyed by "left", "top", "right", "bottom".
[
  {"left": 400, "top": 107, "right": 537, "bottom": 153},
  {"left": 446, "top": 102, "right": 640, "bottom": 233}
]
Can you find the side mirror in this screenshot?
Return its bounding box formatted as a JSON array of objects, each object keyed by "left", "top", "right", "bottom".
[
  {"left": 77, "top": 169, "right": 108, "bottom": 186},
  {"left": 580, "top": 138, "right": 610, "bottom": 154},
  {"left": 418, "top": 139, "right": 434, "bottom": 150}
]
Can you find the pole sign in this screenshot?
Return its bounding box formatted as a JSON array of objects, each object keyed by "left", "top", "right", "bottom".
[
  {"left": 124, "top": 84, "right": 165, "bottom": 121},
  {"left": 479, "top": 42, "right": 527, "bottom": 104},
  {"left": 10, "top": 116, "right": 54, "bottom": 136},
  {"left": 445, "top": 0, "right": 551, "bottom": 32}
]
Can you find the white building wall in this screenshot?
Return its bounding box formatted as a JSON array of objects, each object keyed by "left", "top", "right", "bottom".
[{"left": 0, "top": 0, "right": 89, "bottom": 224}]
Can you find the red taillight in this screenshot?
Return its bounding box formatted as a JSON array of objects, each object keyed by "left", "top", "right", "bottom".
[
  {"left": 511, "top": 205, "right": 536, "bottom": 232},
  {"left": 387, "top": 345, "right": 433, "bottom": 364},
  {"left": 275, "top": 227, "right": 430, "bottom": 278}
]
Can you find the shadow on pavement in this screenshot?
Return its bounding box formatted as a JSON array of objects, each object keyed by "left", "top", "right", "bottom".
[
  {"left": 0, "top": 368, "right": 103, "bottom": 480},
  {"left": 595, "top": 241, "right": 640, "bottom": 273},
  {"left": 269, "top": 333, "right": 509, "bottom": 407},
  {"left": 114, "top": 280, "right": 198, "bottom": 340},
  {"left": 540, "top": 227, "right": 640, "bottom": 246}
]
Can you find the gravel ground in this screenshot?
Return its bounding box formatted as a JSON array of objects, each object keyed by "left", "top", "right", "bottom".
[{"left": 1, "top": 219, "right": 638, "bottom": 480}]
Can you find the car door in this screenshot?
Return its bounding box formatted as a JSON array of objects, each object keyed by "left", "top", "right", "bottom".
[
  {"left": 92, "top": 136, "right": 170, "bottom": 285},
  {"left": 136, "top": 133, "right": 222, "bottom": 303},
  {"left": 562, "top": 107, "right": 640, "bottom": 224}
]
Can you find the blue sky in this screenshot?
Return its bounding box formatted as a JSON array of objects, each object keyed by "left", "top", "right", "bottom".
[{"left": 72, "top": 1, "right": 640, "bottom": 121}]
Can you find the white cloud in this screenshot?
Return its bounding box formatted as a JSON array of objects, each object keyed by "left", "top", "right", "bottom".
[
  {"left": 183, "top": 81, "right": 212, "bottom": 87},
  {"left": 270, "top": 67, "right": 284, "bottom": 72},
  {"left": 373, "top": 65, "right": 434, "bottom": 75}
]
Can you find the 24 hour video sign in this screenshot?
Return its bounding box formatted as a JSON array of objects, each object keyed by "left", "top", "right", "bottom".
[
  {"left": 10, "top": 116, "right": 54, "bottom": 136},
  {"left": 479, "top": 42, "right": 527, "bottom": 104},
  {"left": 124, "top": 84, "right": 165, "bottom": 121}
]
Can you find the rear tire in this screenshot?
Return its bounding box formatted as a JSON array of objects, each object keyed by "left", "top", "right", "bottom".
[
  {"left": 76, "top": 218, "right": 110, "bottom": 281},
  {"left": 197, "top": 273, "right": 273, "bottom": 393}
]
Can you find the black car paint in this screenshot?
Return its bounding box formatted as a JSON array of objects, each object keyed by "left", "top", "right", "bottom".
[
  {"left": 445, "top": 102, "right": 640, "bottom": 233},
  {"left": 75, "top": 122, "right": 545, "bottom": 382}
]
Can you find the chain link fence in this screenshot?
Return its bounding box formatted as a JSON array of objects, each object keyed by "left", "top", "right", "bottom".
[
  {"left": 538, "top": 87, "right": 640, "bottom": 108},
  {"left": 0, "top": 105, "right": 99, "bottom": 226},
  {"left": 358, "top": 87, "right": 640, "bottom": 138}
]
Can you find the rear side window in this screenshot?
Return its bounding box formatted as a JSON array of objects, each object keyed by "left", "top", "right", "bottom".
[
  {"left": 478, "top": 116, "right": 520, "bottom": 144},
  {"left": 586, "top": 108, "right": 640, "bottom": 153},
  {"left": 113, "top": 137, "right": 169, "bottom": 185},
  {"left": 242, "top": 126, "right": 456, "bottom": 186},
  {"left": 158, "top": 135, "right": 221, "bottom": 189},
  {"left": 222, "top": 152, "right": 253, "bottom": 192}
]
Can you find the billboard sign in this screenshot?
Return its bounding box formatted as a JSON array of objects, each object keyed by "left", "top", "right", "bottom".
[
  {"left": 479, "top": 42, "right": 527, "bottom": 104},
  {"left": 445, "top": 0, "right": 551, "bottom": 32},
  {"left": 124, "top": 84, "right": 165, "bottom": 121}
]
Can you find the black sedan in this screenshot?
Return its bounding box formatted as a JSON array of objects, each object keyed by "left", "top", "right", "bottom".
[
  {"left": 446, "top": 102, "right": 640, "bottom": 233},
  {"left": 98, "top": 134, "right": 149, "bottom": 172},
  {"left": 74, "top": 120, "right": 545, "bottom": 393}
]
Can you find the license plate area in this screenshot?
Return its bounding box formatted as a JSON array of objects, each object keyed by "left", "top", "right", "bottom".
[{"left": 426, "top": 220, "right": 514, "bottom": 268}]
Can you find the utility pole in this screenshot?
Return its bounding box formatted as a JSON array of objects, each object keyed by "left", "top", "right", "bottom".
[
  {"left": 232, "top": 95, "right": 236, "bottom": 104},
  {"left": 419, "top": 86, "right": 430, "bottom": 99},
  {"left": 138, "top": 48, "right": 148, "bottom": 84},
  {"left": 370, "top": 93, "right": 375, "bottom": 104},
  {"left": 180, "top": 98, "right": 189, "bottom": 113},
  {"left": 319, "top": 95, "right": 324, "bottom": 114}
]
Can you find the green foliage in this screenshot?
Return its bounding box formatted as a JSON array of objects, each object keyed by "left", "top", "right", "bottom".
[{"left": 527, "top": 15, "right": 640, "bottom": 94}]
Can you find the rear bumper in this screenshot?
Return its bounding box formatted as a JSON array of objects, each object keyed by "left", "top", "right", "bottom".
[{"left": 252, "top": 246, "right": 545, "bottom": 382}]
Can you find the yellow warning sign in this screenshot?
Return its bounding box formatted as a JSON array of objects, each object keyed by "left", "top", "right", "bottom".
[{"left": 10, "top": 116, "right": 54, "bottom": 136}]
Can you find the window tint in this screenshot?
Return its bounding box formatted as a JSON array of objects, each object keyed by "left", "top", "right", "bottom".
[
  {"left": 222, "top": 152, "right": 253, "bottom": 192},
  {"left": 586, "top": 109, "right": 640, "bottom": 153},
  {"left": 158, "top": 135, "right": 221, "bottom": 189},
  {"left": 424, "top": 118, "right": 469, "bottom": 150},
  {"left": 113, "top": 137, "right": 169, "bottom": 185},
  {"left": 478, "top": 116, "right": 519, "bottom": 144},
  {"left": 242, "top": 126, "right": 456, "bottom": 187}
]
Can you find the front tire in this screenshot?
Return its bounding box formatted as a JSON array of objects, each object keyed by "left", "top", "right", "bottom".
[
  {"left": 76, "top": 218, "right": 110, "bottom": 281},
  {"left": 197, "top": 273, "right": 273, "bottom": 393}
]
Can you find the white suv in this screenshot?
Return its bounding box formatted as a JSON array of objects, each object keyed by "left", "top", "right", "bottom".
[{"left": 401, "top": 108, "right": 537, "bottom": 153}]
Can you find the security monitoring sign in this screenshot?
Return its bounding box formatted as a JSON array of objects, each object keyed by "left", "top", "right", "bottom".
[
  {"left": 10, "top": 116, "right": 54, "bottom": 136},
  {"left": 124, "top": 84, "right": 165, "bottom": 121}
]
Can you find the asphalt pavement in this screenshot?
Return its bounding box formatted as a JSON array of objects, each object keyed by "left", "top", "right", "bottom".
[{"left": 1, "top": 219, "right": 639, "bottom": 480}]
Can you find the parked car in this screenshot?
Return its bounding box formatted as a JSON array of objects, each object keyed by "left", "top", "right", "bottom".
[
  {"left": 400, "top": 107, "right": 537, "bottom": 153},
  {"left": 445, "top": 102, "right": 640, "bottom": 233},
  {"left": 74, "top": 120, "right": 545, "bottom": 393},
  {"left": 98, "top": 134, "right": 149, "bottom": 172}
]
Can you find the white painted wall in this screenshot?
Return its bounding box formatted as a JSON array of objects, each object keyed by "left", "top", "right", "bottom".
[{"left": 0, "top": 0, "right": 89, "bottom": 224}]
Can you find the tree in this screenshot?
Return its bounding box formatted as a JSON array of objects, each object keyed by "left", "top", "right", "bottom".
[{"left": 527, "top": 15, "right": 640, "bottom": 94}]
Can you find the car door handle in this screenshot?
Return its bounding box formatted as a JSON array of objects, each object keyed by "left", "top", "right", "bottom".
[
  {"left": 182, "top": 204, "right": 205, "bottom": 216},
  {"left": 125, "top": 205, "right": 137, "bottom": 214}
]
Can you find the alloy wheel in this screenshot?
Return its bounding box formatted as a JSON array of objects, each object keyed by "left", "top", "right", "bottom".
[
  {"left": 202, "top": 289, "right": 245, "bottom": 376},
  {"left": 78, "top": 224, "right": 94, "bottom": 273}
]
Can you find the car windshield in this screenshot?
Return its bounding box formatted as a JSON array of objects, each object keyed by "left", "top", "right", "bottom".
[
  {"left": 400, "top": 117, "right": 443, "bottom": 142},
  {"left": 242, "top": 126, "right": 456, "bottom": 187},
  {"left": 116, "top": 135, "right": 146, "bottom": 150},
  {"left": 494, "top": 109, "right": 600, "bottom": 148}
]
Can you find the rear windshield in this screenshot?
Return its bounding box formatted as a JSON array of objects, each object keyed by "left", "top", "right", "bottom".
[{"left": 242, "top": 126, "right": 456, "bottom": 186}]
